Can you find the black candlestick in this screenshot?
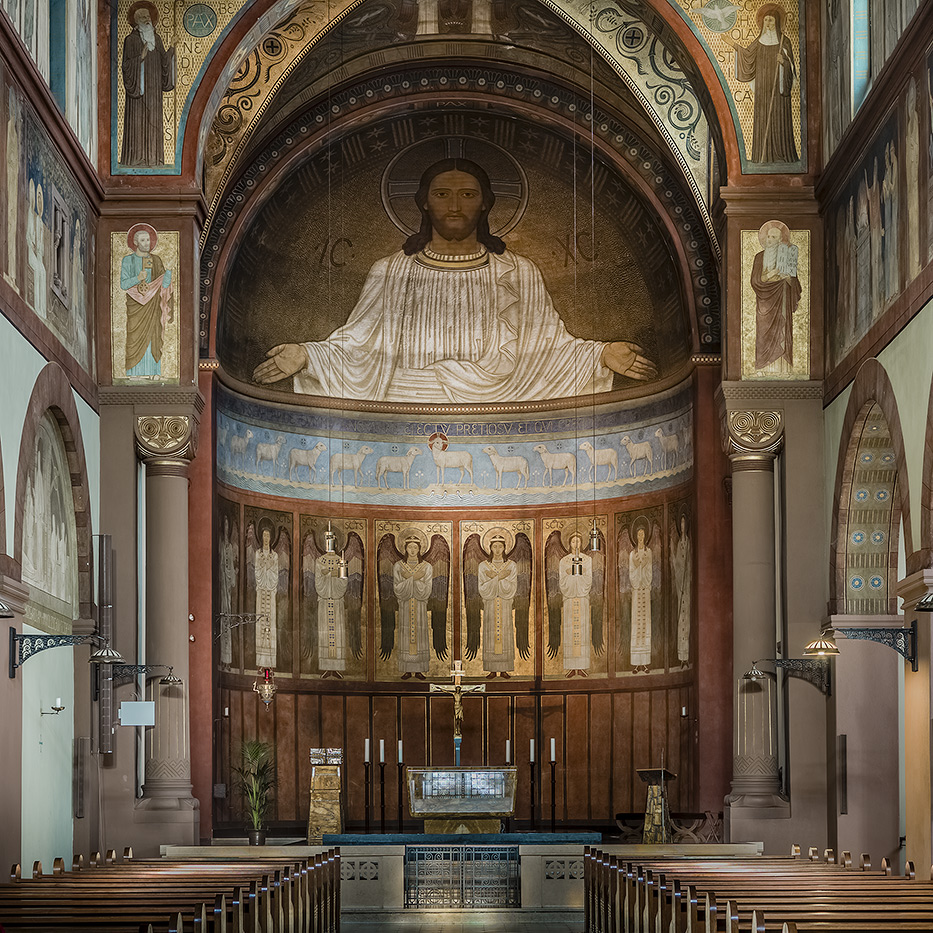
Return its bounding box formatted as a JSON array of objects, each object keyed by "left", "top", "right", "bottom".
[
  {"left": 550, "top": 759, "right": 557, "bottom": 832},
  {"left": 364, "top": 761, "right": 372, "bottom": 834},
  {"left": 397, "top": 761, "right": 405, "bottom": 832},
  {"left": 379, "top": 762, "right": 386, "bottom": 834},
  {"left": 529, "top": 759, "right": 536, "bottom": 830}
]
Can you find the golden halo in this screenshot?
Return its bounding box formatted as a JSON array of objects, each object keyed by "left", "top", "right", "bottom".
[
  {"left": 396, "top": 526, "right": 428, "bottom": 554},
  {"left": 481, "top": 526, "right": 514, "bottom": 553},
  {"left": 560, "top": 521, "right": 591, "bottom": 551}
]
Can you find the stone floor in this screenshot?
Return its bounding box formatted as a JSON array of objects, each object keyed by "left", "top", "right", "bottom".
[{"left": 342, "top": 910, "right": 583, "bottom": 932}]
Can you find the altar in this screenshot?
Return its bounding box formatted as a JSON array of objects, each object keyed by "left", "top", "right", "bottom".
[{"left": 407, "top": 766, "right": 518, "bottom": 834}]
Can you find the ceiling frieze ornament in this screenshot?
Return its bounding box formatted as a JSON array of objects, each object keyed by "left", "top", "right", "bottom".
[
  {"left": 135, "top": 415, "right": 199, "bottom": 463},
  {"left": 722, "top": 409, "right": 784, "bottom": 457}
]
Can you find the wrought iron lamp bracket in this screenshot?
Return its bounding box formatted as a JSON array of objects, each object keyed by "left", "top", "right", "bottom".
[
  {"left": 770, "top": 658, "right": 832, "bottom": 695},
  {"left": 9, "top": 627, "right": 92, "bottom": 679},
  {"left": 215, "top": 613, "right": 270, "bottom": 641},
  {"left": 110, "top": 663, "right": 178, "bottom": 685},
  {"left": 834, "top": 620, "right": 918, "bottom": 672}
]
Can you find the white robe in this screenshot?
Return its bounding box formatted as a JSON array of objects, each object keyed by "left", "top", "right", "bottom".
[
  {"left": 315, "top": 553, "right": 349, "bottom": 671},
  {"left": 297, "top": 249, "right": 612, "bottom": 404},
  {"left": 671, "top": 532, "right": 691, "bottom": 663},
  {"left": 629, "top": 545, "right": 653, "bottom": 667},
  {"left": 393, "top": 559, "right": 433, "bottom": 673},
  {"left": 254, "top": 548, "right": 278, "bottom": 668},
  {"left": 559, "top": 552, "right": 592, "bottom": 671},
  {"left": 478, "top": 557, "right": 518, "bottom": 672}
]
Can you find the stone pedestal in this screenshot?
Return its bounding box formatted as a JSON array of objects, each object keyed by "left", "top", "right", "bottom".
[{"left": 307, "top": 765, "right": 344, "bottom": 843}]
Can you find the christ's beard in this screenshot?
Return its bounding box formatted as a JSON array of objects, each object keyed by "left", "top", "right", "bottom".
[{"left": 138, "top": 22, "right": 156, "bottom": 51}]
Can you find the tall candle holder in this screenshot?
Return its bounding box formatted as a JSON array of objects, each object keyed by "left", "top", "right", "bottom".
[
  {"left": 529, "top": 758, "right": 536, "bottom": 830},
  {"left": 397, "top": 759, "right": 405, "bottom": 832},
  {"left": 550, "top": 759, "right": 557, "bottom": 832},
  {"left": 379, "top": 761, "right": 387, "bottom": 834},
  {"left": 364, "top": 760, "right": 372, "bottom": 834}
]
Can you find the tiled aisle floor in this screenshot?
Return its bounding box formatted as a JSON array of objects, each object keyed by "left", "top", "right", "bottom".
[{"left": 342, "top": 910, "right": 583, "bottom": 932}]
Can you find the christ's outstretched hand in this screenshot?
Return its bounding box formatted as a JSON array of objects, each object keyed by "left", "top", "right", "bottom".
[
  {"left": 253, "top": 343, "right": 307, "bottom": 383},
  {"left": 601, "top": 342, "right": 658, "bottom": 381}
]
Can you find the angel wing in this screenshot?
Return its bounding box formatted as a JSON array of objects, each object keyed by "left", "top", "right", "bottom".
[
  {"left": 462, "top": 533, "right": 486, "bottom": 661},
  {"left": 300, "top": 530, "right": 323, "bottom": 662},
  {"left": 273, "top": 527, "right": 291, "bottom": 594},
  {"left": 245, "top": 521, "right": 259, "bottom": 597},
  {"left": 344, "top": 531, "right": 365, "bottom": 660},
  {"left": 377, "top": 534, "right": 403, "bottom": 661},
  {"left": 544, "top": 531, "right": 568, "bottom": 659},
  {"left": 649, "top": 525, "right": 662, "bottom": 595},
  {"left": 423, "top": 534, "right": 451, "bottom": 661},
  {"left": 509, "top": 532, "right": 533, "bottom": 661},
  {"left": 588, "top": 534, "right": 606, "bottom": 657}
]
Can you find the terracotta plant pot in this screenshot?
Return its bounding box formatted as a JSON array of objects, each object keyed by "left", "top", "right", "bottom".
[{"left": 247, "top": 829, "right": 266, "bottom": 846}]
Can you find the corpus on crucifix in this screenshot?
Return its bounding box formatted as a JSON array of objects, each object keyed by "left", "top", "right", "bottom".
[{"left": 430, "top": 660, "right": 485, "bottom": 764}]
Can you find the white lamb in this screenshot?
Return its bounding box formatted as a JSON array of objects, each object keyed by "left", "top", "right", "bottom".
[
  {"left": 483, "top": 445, "right": 529, "bottom": 490},
  {"left": 228, "top": 429, "right": 253, "bottom": 468},
  {"left": 289, "top": 442, "right": 328, "bottom": 482},
  {"left": 533, "top": 444, "right": 576, "bottom": 486},
  {"left": 655, "top": 428, "right": 680, "bottom": 469},
  {"left": 376, "top": 447, "right": 422, "bottom": 489},
  {"left": 579, "top": 441, "right": 618, "bottom": 482},
  {"left": 620, "top": 435, "right": 654, "bottom": 477},
  {"left": 430, "top": 437, "right": 474, "bottom": 484},
  {"left": 256, "top": 435, "right": 287, "bottom": 476},
  {"left": 331, "top": 445, "right": 375, "bottom": 486}
]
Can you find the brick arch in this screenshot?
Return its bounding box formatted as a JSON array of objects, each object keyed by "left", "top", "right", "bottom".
[
  {"left": 13, "top": 363, "right": 93, "bottom": 622},
  {"left": 829, "top": 359, "right": 913, "bottom": 615}
]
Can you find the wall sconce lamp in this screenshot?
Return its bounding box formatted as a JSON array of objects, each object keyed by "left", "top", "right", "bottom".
[
  {"left": 111, "top": 663, "right": 183, "bottom": 686},
  {"left": 41, "top": 698, "right": 66, "bottom": 715},
  {"left": 804, "top": 620, "right": 918, "bottom": 673},
  {"left": 253, "top": 667, "right": 276, "bottom": 707},
  {"left": 9, "top": 626, "right": 125, "bottom": 679},
  {"left": 744, "top": 658, "right": 831, "bottom": 695}
]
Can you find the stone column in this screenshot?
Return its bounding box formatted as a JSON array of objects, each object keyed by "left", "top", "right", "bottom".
[
  {"left": 722, "top": 409, "right": 789, "bottom": 817},
  {"left": 897, "top": 569, "right": 933, "bottom": 871},
  {"left": 134, "top": 414, "right": 199, "bottom": 829}
]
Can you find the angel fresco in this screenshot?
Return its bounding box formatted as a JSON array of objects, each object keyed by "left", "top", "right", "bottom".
[
  {"left": 544, "top": 527, "right": 605, "bottom": 677},
  {"left": 301, "top": 527, "right": 364, "bottom": 678},
  {"left": 462, "top": 528, "right": 532, "bottom": 678},
  {"left": 670, "top": 510, "right": 692, "bottom": 669},
  {"left": 218, "top": 512, "right": 239, "bottom": 667},
  {"left": 378, "top": 527, "right": 450, "bottom": 679},
  {"left": 246, "top": 518, "right": 290, "bottom": 670},
  {"left": 618, "top": 516, "right": 661, "bottom": 674}
]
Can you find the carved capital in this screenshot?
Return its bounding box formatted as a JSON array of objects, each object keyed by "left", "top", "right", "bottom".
[
  {"left": 722, "top": 409, "right": 784, "bottom": 459},
  {"left": 135, "top": 415, "right": 199, "bottom": 464}
]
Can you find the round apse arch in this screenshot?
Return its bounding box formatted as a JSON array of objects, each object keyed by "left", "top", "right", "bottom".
[{"left": 216, "top": 104, "right": 697, "bottom": 409}]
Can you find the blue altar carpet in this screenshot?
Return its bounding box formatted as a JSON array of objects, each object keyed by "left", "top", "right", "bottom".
[{"left": 323, "top": 832, "right": 600, "bottom": 845}]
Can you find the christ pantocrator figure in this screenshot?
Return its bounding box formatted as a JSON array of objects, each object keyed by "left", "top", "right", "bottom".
[{"left": 253, "top": 158, "right": 657, "bottom": 404}]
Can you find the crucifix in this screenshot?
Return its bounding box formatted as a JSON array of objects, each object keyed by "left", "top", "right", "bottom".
[{"left": 430, "top": 660, "right": 485, "bottom": 765}]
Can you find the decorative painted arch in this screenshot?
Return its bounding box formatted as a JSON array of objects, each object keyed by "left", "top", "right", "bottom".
[
  {"left": 829, "top": 359, "right": 913, "bottom": 616},
  {"left": 176, "top": 0, "right": 740, "bottom": 235},
  {"left": 13, "top": 363, "right": 94, "bottom": 623}
]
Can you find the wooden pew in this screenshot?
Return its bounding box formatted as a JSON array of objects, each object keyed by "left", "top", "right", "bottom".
[{"left": 0, "top": 848, "right": 340, "bottom": 933}]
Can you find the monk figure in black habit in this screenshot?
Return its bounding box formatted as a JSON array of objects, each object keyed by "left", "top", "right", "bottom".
[{"left": 120, "top": 1, "right": 176, "bottom": 167}]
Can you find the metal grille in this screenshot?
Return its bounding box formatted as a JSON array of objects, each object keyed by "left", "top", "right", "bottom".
[{"left": 404, "top": 845, "right": 520, "bottom": 908}]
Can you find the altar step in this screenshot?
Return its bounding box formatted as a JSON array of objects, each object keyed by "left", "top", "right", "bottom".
[{"left": 342, "top": 909, "right": 582, "bottom": 932}]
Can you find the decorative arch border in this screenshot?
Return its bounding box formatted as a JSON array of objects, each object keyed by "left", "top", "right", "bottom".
[
  {"left": 829, "top": 359, "right": 913, "bottom": 614},
  {"left": 13, "top": 363, "right": 94, "bottom": 622},
  {"left": 177, "top": 0, "right": 740, "bottom": 223},
  {"left": 198, "top": 68, "right": 721, "bottom": 359}
]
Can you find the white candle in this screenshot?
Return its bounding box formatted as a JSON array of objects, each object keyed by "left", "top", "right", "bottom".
[
  {"left": 505, "top": 739, "right": 511, "bottom": 764},
  {"left": 550, "top": 738, "right": 556, "bottom": 762},
  {"left": 364, "top": 738, "right": 370, "bottom": 762},
  {"left": 55, "top": 697, "right": 62, "bottom": 708},
  {"left": 529, "top": 739, "right": 535, "bottom": 762},
  {"left": 398, "top": 739, "right": 403, "bottom": 763},
  {"left": 379, "top": 739, "right": 385, "bottom": 763}
]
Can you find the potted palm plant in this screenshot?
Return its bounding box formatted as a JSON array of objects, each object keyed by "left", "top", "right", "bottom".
[{"left": 234, "top": 739, "right": 276, "bottom": 845}]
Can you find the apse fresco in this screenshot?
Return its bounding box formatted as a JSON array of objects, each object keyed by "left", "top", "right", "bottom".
[
  {"left": 220, "top": 118, "right": 692, "bottom": 403},
  {"left": 215, "top": 383, "right": 694, "bottom": 507}
]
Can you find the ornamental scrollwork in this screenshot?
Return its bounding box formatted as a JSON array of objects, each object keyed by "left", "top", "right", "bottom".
[
  {"left": 723, "top": 409, "right": 784, "bottom": 457},
  {"left": 135, "top": 416, "right": 199, "bottom": 462}
]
